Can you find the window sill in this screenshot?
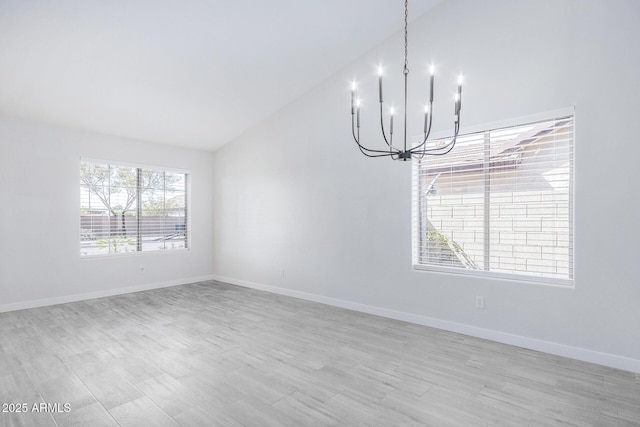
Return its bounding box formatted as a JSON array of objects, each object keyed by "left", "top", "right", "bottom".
[{"left": 413, "top": 264, "right": 575, "bottom": 288}]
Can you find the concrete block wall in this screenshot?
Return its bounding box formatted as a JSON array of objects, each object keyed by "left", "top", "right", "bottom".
[{"left": 426, "top": 187, "right": 571, "bottom": 278}]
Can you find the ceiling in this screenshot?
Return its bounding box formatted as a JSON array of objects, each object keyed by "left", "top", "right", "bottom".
[{"left": 0, "top": 0, "right": 442, "bottom": 151}]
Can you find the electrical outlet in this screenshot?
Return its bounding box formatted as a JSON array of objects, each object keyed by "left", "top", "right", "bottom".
[{"left": 475, "top": 296, "right": 485, "bottom": 309}]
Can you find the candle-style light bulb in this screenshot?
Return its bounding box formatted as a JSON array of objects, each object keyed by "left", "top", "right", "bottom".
[
  {"left": 390, "top": 106, "right": 395, "bottom": 134},
  {"left": 356, "top": 98, "right": 361, "bottom": 128},
  {"left": 429, "top": 64, "right": 435, "bottom": 103},
  {"left": 457, "top": 74, "right": 463, "bottom": 114},
  {"left": 351, "top": 80, "right": 356, "bottom": 114},
  {"left": 377, "top": 64, "right": 383, "bottom": 103},
  {"left": 424, "top": 105, "right": 429, "bottom": 133}
]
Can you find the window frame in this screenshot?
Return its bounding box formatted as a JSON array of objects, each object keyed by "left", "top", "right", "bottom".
[
  {"left": 411, "top": 107, "right": 575, "bottom": 287},
  {"left": 79, "top": 158, "right": 192, "bottom": 258}
]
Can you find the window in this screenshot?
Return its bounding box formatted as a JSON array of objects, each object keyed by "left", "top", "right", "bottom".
[
  {"left": 80, "top": 160, "right": 190, "bottom": 256},
  {"left": 412, "top": 112, "right": 574, "bottom": 285}
]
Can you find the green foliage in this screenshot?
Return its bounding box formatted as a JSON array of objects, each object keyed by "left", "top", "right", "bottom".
[
  {"left": 80, "top": 228, "right": 96, "bottom": 240},
  {"left": 427, "top": 230, "right": 480, "bottom": 270},
  {"left": 96, "top": 237, "right": 135, "bottom": 253},
  {"left": 80, "top": 163, "right": 184, "bottom": 238}
]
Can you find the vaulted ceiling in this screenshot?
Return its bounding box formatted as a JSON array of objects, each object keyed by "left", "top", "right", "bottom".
[{"left": 0, "top": 0, "right": 442, "bottom": 151}]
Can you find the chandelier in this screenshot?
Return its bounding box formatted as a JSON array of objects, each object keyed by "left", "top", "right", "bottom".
[{"left": 350, "top": 0, "right": 463, "bottom": 161}]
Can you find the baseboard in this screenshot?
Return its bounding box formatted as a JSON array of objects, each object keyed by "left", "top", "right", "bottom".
[
  {"left": 211, "top": 274, "right": 640, "bottom": 374},
  {"left": 0, "top": 274, "right": 216, "bottom": 314}
]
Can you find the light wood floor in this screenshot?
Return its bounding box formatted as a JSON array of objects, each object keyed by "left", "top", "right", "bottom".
[{"left": 0, "top": 280, "right": 638, "bottom": 426}]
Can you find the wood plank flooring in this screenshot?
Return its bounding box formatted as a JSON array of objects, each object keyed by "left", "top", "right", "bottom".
[{"left": 0, "top": 280, "right": 638, "bottom": 426}]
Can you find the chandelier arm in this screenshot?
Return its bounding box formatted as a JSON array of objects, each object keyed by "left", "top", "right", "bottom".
[
  {"left": 356, "top": 142, "right": 399, "bottom": 157},
  {"left": 412, "top": 128, "right": 433, "bottom": 161},
  {"left": 409, "top": 109, "right": 434, "bottom": 153},
  {"left": 378, "top": 102, "right": 393, "bottom": 149},
  {"left": 352, "top": 135, "right": 402, "bottom": 155},
  {"left": 425, "top": 133, "right": 458, "bottom": 156},
  {"left": 419, "top": 120, "right": 459, "bottom": 152},
  {"left": 415, "top": 123, "right": 460, "bottom": 158},
  {"left": 357, "top": 145, "right": 398, "bottom": 158},
  {"left": 417, "top": 115, "right": 460, "bottom": 152},
  {"left": 418, "top": 133, "right": 457, "bottom": 154},
  {"left": 353, "top": 128, "right": 398, "bottom": 157},
  {"left": 351, "top": 114, "right": 401, "bottom": 156},
  {"left": 414, "top": 113, "right": 436, "bottom": 160},
  {"left": 411, "top": 119, "right": 460, "bottom": 160},
  {"left": 414, "top": 135, "right": 458, "bottom": 159}
]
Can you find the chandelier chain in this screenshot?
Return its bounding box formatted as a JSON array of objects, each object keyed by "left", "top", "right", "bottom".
[{"left": 404, "top": 0, "right": 408, "bottom": 72}]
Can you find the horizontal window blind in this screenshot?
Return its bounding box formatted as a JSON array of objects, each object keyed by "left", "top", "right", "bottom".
[
  {"left": 412, "top": 115, "right": 574, "bottom": 285},
  {"left": 80, "top": 161, "right": 191, "bottom": 256}
]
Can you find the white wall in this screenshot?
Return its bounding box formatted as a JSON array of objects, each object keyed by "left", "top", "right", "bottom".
[
  {"left": 211, "top": 0, "right": 640, "bottom": 371},
  {"left": 0, "top": 115, "right": 215, "bottom": 311}
]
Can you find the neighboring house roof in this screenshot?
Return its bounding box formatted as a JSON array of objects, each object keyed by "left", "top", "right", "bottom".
[{"left": 422, "top": 119, "right": 572, "bottom": 174}]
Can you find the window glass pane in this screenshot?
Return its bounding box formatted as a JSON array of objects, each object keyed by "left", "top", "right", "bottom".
[
  {"left": 421, "top": 135, "right": 485, "bottom": 270},
  {"left": 414, "top": 115, "right": 574, "bottom": 284},
  {"left": 488, "top": 119, "right": 573, "bottom": 279},
  {"left": 80, "top": 161, "right": 190, "bottom": 256}
]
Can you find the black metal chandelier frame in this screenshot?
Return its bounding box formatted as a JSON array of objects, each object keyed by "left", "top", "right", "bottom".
[{"left": 350, "top": 0, "right": 463, "bottom": 161}]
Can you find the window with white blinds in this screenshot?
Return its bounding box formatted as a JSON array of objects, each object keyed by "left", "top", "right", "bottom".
[
  {"left": 80, "top": 160, "right": 191, "bottom": 257},
  {"left": 412, "top": 113, "right": 574, "bottom": 285}
]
